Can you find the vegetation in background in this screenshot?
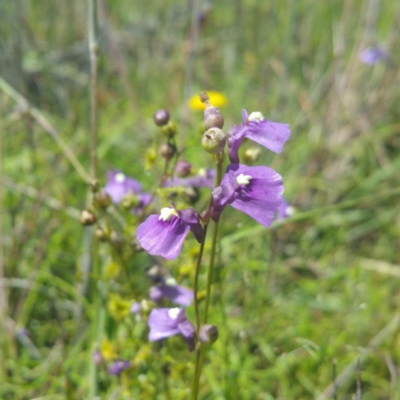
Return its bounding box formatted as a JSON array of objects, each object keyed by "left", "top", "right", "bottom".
[{"left": 1, "top": 1, "right": 400, "bottom": 399}]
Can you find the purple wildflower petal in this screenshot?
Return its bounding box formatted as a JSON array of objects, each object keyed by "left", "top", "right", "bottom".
[
  {"left": 149, "top": 284, "right": 194, "bottom": 307},
  {"left": 246, "top": 120, "right": 291, "bottom": 154},
  {"left": 132, "top": 192, "right": 152, "bottom": 214},
  {"left": 177, "top": 208, "right": 204, "bottom": 243},
  {"left": 211, "top": 170, "right": 238, "bottom": 222},
  {"left": 226, "top": 164, "right": 283, "bottom": 227},
  {"left": 227, "top": 124, "right": 247, "bottom": 164},
  {"left": 164, "top": 169, "right": 216, "bottom": 189},
  {"left": 359, "top": 46, "right": 388, "bottom": 65},
  {"left": 276, "top": 198, "right": 295, "bottom": 221},
  {"left": 227, "top": 109, "right": 291, "bottom": 163},
  {"left": 148, "top": 308, "right": 182, "bottom": 341},
  {"left": 178, "top": 319, "right": 196, "bottom": 351},
  {"left": 108, "top": 360, "right": 131, "bottom": 376},
  {"left": 130, "top": 302, "right": 141, "bottom": 314},
  {"left": 105, "top": 170, "right": 142, "bottom": 204},
  {"left": 137, "top": 214, "right": 190, "bottom": 259}
]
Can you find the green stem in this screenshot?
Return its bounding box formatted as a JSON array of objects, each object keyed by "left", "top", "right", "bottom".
[
  {"left": 191, "top": 224, "right": 208, "bottom": 400},
  {"left": 203, "top": 155, "right": 223, "bottom": 324},
  {"left": 191, "top": 153, "right": 223, "bottom": 400},
  {"left": 194, "top": 225, "right": 208, "bottom": 331}
]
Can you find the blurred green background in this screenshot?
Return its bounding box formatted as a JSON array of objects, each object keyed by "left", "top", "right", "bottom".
[{"left": 1, "top": 0, "right": 400, "bottom": 399}]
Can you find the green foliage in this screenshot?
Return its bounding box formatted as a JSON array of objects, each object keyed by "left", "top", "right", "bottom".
[{"left": 1, "top": 1, "right": 400, "bottom": 399}]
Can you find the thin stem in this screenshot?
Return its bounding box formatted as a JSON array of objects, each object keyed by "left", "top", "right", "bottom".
[
  {"left": 193, "top": 225, "right": 208, "bottom": 331},
  {"left": 191, "top": 154, "right": 223, "bottom": 400},
  {"left": 190, "top": 224, "right": 208, "bottom": 400},
  {"left": 88, "top": 0, "right": 98, "bottom": 182},
  {"left": 87, "top": 1, "right": 99, "bottom": 398},
  {"left": 0, "top": 77, "right": 92, "bottom": 184},
  {"left": 203, "top": 157, "right": 223, "bottom": 324}
]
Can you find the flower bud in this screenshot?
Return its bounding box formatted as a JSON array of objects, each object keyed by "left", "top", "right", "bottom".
[
  {"left": 200, "top": 92, "right": 224, "bottom": 129},
  {"left": 204, "top": 110, "right": 224, "bottom": 130},
  {"left": 153, "top": 109, "right": 170, "bottom": 127},
  {"left": 120, "top": 193, "right": 140, "bottom": 210},
  {"left": 243, "top": 147, "right": 261, "bottom": 163},
  {"left": 199, "top": 324, "right": 219, "bottom": 344},
  {"left": 161, "top": 121, "right": 177, "bottom": 138},
  {"left": 80, "top": 210, "right": 97, "bottom": 226},
  {"left": 95, "top": 228, "right": 107, "bottom": 241},
  {"left": 110, "top": 231, "right": 124, "bottom": 250},
  {"left": 94, "top": 190, "right": 112, "bottom": 209},
  {"left": 159, "top": 143, "right": 176, "bottom": 160},
  {"left": 202, "top": 127, "right": 226, "bottom": 154},
  {"left": 174, "top": 160, "right": 192, "bottom": 177}
]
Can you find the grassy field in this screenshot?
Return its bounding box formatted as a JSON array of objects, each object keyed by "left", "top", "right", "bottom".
[{"left": 1, "top": 1, "right": 400, "bottom": 399}]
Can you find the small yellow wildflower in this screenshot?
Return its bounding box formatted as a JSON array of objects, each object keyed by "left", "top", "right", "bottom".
[
  {"left": 108, "top": 294, "right": 131, "bottom": 320},
  {"left": 188, "top": 91, "right": 227, "bottom": 111},
  {"left": 100, "top": 338, "right": 118, "bottom": 361}
]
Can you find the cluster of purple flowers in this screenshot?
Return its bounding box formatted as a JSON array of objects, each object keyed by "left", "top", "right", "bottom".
[
  {"left": 133, "top": 105, "right": 290, "bottom": 349},
  {"left": 137, "top": 109, "right": 290, "bottom": 260}
]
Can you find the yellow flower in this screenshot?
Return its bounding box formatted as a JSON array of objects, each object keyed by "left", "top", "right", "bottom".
[
  {"left": 188, "top": 91, "right": 227, "bottom": 111},
  {"left": 108, "top": 294, "right": 131, "bottom": 320},
  {"left": 100, "top": 338, "right": 118, "bottom": 361}
]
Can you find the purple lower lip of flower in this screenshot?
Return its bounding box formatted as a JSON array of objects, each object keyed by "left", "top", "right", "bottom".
[
  {"left": 136, "top": 206, "right": 203, "bottom": 260},
  {"left": 359, "top": 46, "right": 388, "bottom": 65},
  {"left": 227, "top": 109, "right": 290, "bottom": 163},
  {"left": 275, "top": 198, "right": 295, "bottom": 221},
  {"left": 131, "top": 193, "right": 152, "bottom": 214},
  {"left": 211, "top": 164, "right": 283, "bottom": 227},
  {"left": 163, "top": 169, "right": 216, "bottom": 189},
  {"left": 148, "top": 308, "right": 195, "bottom": 351},
  {"left": 104, "top": 170, "right": 142, "bottom": 204},
  {"left": 149, "top": 282, "right": 194, "bottom": 306},
  {"left": 108, "top": 360, "right": 131, "bottom": 375},
  {"left": 130, "top": 302, "right": 141, "bottom": 314}
]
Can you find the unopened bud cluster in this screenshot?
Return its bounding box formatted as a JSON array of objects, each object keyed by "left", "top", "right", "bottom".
[
  {"left": 153, "top": 109, "right": 177, "bottom": 161},
  {"left": 200, "top": 93, "right": 226, "bottom": 155}
]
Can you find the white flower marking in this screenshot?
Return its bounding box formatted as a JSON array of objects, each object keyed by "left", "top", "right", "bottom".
[
  {"left": 236, "top": 173, "right": 252, "bottom": 186},
  {"left": 248, "top": 111, "right": 265, "bottom": 123},
  {"left": 168, "top": 308, "right": 181, "bottom": 319},
  {"left": 159, "top": 207, "right": 179, "bottom": 221},
  {"left": 115, "top": 173, "right": 126, "bottom": 183}
]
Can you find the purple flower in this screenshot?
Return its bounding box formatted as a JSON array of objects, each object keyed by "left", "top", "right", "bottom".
[
  {"left": 149, "top": 278, "right": 194, "bottom": 306},
  {"left": 104, "top": 170, "right": 151, "bottom": 213},
  {"left": 164, "top": 168, "right": 216, "bottom": 189},
  {"left": 108, "top": 360, "right": 131, "bottom": 376},
  {"left": 130, "top": 302, "right": 141, "bottom": 314},
  {"left": 148, "top": 308, "right": 196, "bottom": 351},
  {"left": 136, "top": 205, "right": 203, "bottom": 259},
  {"left": 359, "top": 46, "right": 388, "bottom": 65},
  {"left": 227, "top": 110, "right": 291, "bottom": 163},
  {"left": 276, "top": 198, "right": 295, "bottom": 221},
  {"left": 211, "top": 164, "right": 283, "bottom": 227}
]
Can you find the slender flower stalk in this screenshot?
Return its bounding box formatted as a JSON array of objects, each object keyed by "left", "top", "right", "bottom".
[
  {"left": 191, "top": 152, "right": 223, "bottom": 400},
  {"left": 87, "top": 1, "right": 100, "bottom": 398},
  {"left": 203, "top": 153, "right": 223, "bottom": 324}
]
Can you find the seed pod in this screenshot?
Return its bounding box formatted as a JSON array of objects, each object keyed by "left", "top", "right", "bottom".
[
  {"left": 199, "top": 324, "right": 219, "bottom": 344},
  {"left": 159, "top": 143, "right": 176, "bottom": 160},
  {"left": 161, "top": 121, "right": 177, "bottom": 138},
  {"left": 94, "top": 190, "right": 112, "bottom": 209},
  {"left": 202, "top": 127, "right": 226, "bottom": 154},
  {"left": 120, "top": 193, "right": 140, "bottom": 210},
  {"left": 80, "top": 210, "right": 97, "bottom": 226},
  {"left": 153, "top": 109, "right": 170, "bottom": 127},
  {"left": 200, "top": 92, "right": 224, "bottom": 129},
  {"left": 174, "top": 160, "right": 192, "bottom": 177}
]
